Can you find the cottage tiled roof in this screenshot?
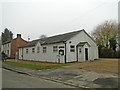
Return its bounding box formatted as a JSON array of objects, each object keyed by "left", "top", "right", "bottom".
[{"left": 19, "top": 30, "right": 83, "bottom": 48}]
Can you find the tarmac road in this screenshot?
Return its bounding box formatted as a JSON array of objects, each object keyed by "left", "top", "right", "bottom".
[{"left": 2, "top": 69, "right": 75, "bottom": 88}]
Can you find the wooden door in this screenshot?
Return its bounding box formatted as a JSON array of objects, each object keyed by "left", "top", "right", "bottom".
[{"left": 85, "top": 48, "right": 88, "bottom": 60}]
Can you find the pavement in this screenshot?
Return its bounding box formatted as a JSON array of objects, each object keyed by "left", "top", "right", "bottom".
[{"left": 2, "top": 63, "right": 118, "bottom": 88}]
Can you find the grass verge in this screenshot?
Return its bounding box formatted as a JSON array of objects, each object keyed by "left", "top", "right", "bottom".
[{"left": 3, "top": 61, "right": 68, "bottom": 69}]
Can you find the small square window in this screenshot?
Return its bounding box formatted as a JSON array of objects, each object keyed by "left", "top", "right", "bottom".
[
  {"left": 7, "top": 50, "right": 9, "bottom": 55},
  {"left": 26, "top": 49, "right": 28, "bottom": 54},
  {"left": 53, "top": 46, "right": 58, "bottom": 52},
  {"left": 32, "top": 48, "right": 35, "bottom": 53},
  {"left": 43, "top": 47, "right": 46, "bottom": 53},
  {"left": 70, "top": 45, "right": 75, "bottom": 52}
]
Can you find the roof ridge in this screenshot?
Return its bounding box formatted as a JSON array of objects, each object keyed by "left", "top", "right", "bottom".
[
  {"left": 43, "top": 29, "right": 82, "bottom": 39},
  {"left": 32, "top": 29, "right": 83, "bottom": 42},
  {"left": 19, "top": 29, "right": 84, "bottom": 48}
]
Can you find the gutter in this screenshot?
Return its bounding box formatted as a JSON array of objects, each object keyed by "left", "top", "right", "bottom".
[
  {"left": 63, "top": 41, "right": 67, "bottom": 63},
  {"left": 76, "top": 46, "right": 78, "bottom": 62}
]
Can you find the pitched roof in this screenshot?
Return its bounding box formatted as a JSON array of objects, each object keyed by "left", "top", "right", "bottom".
[
  {"left": 77, "top": 42, "right": 91, "bottom": 47},
  {"left": 19, "top": 30, "right": 83, "bottom": 48},
  {"left": 2, "top": 34, "right": 27, "bottom": 45},
  {"left": 77, "top": 42, "right": 87, "bottom": 46},
  {"left": 19, "top": 40, "right": 39, "bottom": 48}
]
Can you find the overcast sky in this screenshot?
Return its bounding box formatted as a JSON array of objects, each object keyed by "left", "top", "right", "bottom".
[
  {"left": 118, "top": 1, "right": 120, "bottom": 23},
  {"left": 0, "top": 0, "right": 119, "bottom": 41}
]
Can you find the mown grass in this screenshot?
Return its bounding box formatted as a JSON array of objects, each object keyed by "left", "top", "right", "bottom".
[{"left": 4, "top": 61, "right": 68, "bottom": 69}]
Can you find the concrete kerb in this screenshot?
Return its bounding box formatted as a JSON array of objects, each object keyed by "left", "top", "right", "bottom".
[
  {"left": 2, "top": 67, "right": 31, "bottom": 76},
  {"left": 40, "top": 76, "right": 90, "bottom": 88},
  {"left": 2, "top": 65, "right": 91, "bottom": 89}
]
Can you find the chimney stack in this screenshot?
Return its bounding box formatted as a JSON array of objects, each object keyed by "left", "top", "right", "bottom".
[{"left": 17, "top": 34, "right": 21, "bottom": 38}]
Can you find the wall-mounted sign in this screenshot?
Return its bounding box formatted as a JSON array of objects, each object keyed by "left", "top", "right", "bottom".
[
  {"left": 57, "top": 54, "right": 61, "bottom": 59},
  {"left": 59, "top": 49, "right": 64, "bottom": 55}
]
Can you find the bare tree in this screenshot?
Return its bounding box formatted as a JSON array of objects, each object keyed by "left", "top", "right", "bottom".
[
  {"left": 39, "top": 34, "right": 47, "bottom": 39},
  {"left": 91, "top": 20, "right": 118, "bottom": 47}
]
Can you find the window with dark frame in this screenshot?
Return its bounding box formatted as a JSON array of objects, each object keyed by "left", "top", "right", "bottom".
[
  {"left": 70, "top": 45, "right": 75, "bottom": 52},
  {"left": 32, "top": 48, "right": 35, "bottom": 53},
  {"left": 26, "top": 49, "right": 28, "bottom": 54},
  {"left": 7, "top": 50, "right": 9, "bottom": 55},
  {"left": 53, "top": 46, "right": 58, "bottom": 52},
  {"left": 43, "top": 47, "right": 46, "bottom": 53}
]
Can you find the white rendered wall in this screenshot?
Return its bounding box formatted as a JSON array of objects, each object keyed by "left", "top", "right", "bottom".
[
  {"left": 19, "top": 30, "right": 98, "bottom": 63},
  {"left": 66, "top": 30, "right": 98, "bottom": 62},
  {"left": 19, "top": 42, "right": 65, "bottom": 63}
]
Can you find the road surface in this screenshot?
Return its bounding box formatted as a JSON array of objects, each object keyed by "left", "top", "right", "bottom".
[{"left": 2, "top": 69, "right": 75, "bottom": 88}]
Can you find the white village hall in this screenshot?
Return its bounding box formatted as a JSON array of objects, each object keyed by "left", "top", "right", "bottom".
[{"left": 19, "top": 29, "right": 98, "bottom": 63}]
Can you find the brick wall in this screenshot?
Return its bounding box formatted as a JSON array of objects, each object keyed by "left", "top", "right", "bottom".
[{"left": 10, "top": 34, "right": 27, "bottom": 58}]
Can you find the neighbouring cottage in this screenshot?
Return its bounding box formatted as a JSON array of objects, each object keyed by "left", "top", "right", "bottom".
[
  {"left": 19, "top": 30, "right": 98, "bottom": 63},
  {"left": 1, "top": 34, "right": 27, "bottom": 59}
]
